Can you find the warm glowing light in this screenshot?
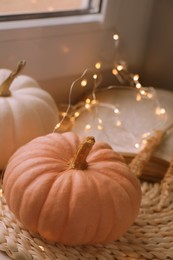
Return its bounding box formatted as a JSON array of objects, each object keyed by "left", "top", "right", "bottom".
[
  {"left": 85, "top": 104, "right": 90, "bottom": 109},
  {"left": 74, "top": 112, "right": 80, "bottom": 118},
  {"left": 97, "top": 125, "right": 103, "bottom": 130},
  {"left": 91, "top": 99, "right": 98, "bottom": 105},
  {"left": 55, "top": 123, "right": 60, "bottom": 129},
  {"left": 85, "top": 98, "right": 91, "bottom": 104},
  {"left": 95, "top": 62, "right": 101, "bottom": 69},
  {"left": 0, "top": 189, "right": 2, "bottom": 198},
  {"left": 117, "top": 65, "right": 123, "bottom": 71},
  {"left": 136, "top": 83, "right": 142, "bottom": 89},
  {"left": 39, "top": 246, "right": 45, "bottom": 252},
  {"left": 113, "top": 34, "right": 119, "bottom": 41},
  {"left": 140, "top": 90, "right": 146, "bottom": 95},
  {"left": 142, "top": 132, "right": 151, "bottom": 138},
  {"left": 133, "top": 74, "right": 139, "bottom": 81},
  {"left": 116, "top": 120, "right": 122, "bottom": 127},
  {"left": 155, "top": 107, "right": 166, "bottom": 115},
  {"left": 85, "top": 124, "right": 91, "bottom": 130},
  {"left": 61, "top": 112, "right": 67, "bottom": 117},
  {"left": 112, "top": 68, "right": 118, "bottom": 75},
  {"left": 98, "top": 118, "right": 102, "bottom": 124},
  {"left": 93, "top": 74, "right": 98, "bottom": 79},
  {"left": 135, "top": 143, "right": 140, "bottom": 149},
  {"left": 147, "top": 93, "right": 153, "bottom": 99},
  {"left": 136, "top": 94, "right": 141, "bottom": 101},
  {"left": 142, "top": 139, "right": 147, "bottom": 145},
  {"left": 81, "top": 79, "right": 87, "bottom": 87},
  {"left": 160, "top": 108, "right": 166, "bottom": 114},
  {"left": 114, "top": 108, "right": 120, "bottom": 114}
]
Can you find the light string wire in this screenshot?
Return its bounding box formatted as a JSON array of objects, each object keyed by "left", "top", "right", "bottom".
[
  {"left": 54, "top": 31, "right": 168, "bottom": 150},
  {"left": 53, "top": 68, "right": 102, "bottom": 132}
]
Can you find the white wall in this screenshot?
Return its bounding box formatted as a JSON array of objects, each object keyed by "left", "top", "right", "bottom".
[{"left": 0, "top": 0, "right": 155, "bottom": 104}]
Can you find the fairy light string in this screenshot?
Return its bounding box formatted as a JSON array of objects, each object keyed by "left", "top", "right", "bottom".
[{"left": 54, "top": 32, "right": 168, "bottom": 150}]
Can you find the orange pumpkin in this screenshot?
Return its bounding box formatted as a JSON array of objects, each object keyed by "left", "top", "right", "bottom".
[{"left": 3, "top": 132, "right": 141, "bottom": 245}]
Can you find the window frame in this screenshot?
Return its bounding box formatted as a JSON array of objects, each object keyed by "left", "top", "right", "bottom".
[{"left": 0, "top": 0, "right": 103, "bottom": 22}]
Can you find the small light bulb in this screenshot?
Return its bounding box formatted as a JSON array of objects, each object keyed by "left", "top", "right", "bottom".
[
  {"left": 113, "top": 34, "right": 119, "bottom": 41},
  {"left": 117, "top": 65, "right": 123, "bottom": 71},
  {"left": 0, "top": 189, "right": 2, "bottom": 198},
  {"left": 74, "top": 112, "right": 80, "bottom": 118},
  {"left": 160, "top": 108, "right": 166, "bottom": 114},
  {"left": 98, "top": 118, "right": 102, "bottom": 124},
  {"left": 55, "top": 123, "right": 60, "bottom": 129},
  {"left": 136, "top": 83, "right": 142, "bottom": 89},
  {"left": 116, "top": 120, "right": 122, "bottom": 127},
  {"left": 39, "top": 246, "right": 45, "bottom": 252},
  {"left": 133, "top": 74, "right": 139, "bottom": 81},
  {"left": 95, "top": 62, "right": 101, "bottom": 69},
  {"left": 97, "top": 125, "right": 103, "bottom": 130},
  {"left": 85, "top": 124, "right": 91, "bottom": 130},
  {"left": 93, "top": 74, "right": 98, "bottom": 79},
  {"left": 142, "top": 139, "right": 147, "bottom": 145},
  {"left": 135, "top": 143, "right": 140, "bottom": 149},
  {"left": 91, "top": 99, "right": 97, "bottom": 105},
  {"left": 142, "top": 132, "right": 151, "bottom": 138},
  {"left": 114, "top": 108, "right": 120, "bottom": 114},
  {"left": 147, "top": 93, "right": 153, "bottom": 99},
  {"left": 81, "top": 79, "right": 87, "bottom": 87},
  {"left": 136, "top": 94, "right": 141, "bottom": 101},
  {"left": 61, "top": 112, "right": 67, "bottom": 117},
  {"left": 85, "top": 98, "right": 91, "bottom": 104},
  {"left": 155, "top": 107, "right": 166, "bottom": 115},
  {"left": 112, "top": 68, "right": 118, "bottom": 75},
  {"left": 85, "top": 104, "right": 90, "bottom": 109},
  {"left": 140, "top": 90, "right": 146, "bottom": 95}
]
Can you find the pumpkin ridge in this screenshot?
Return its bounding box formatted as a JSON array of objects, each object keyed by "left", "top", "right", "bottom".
[
  {"left": 91, "top": 161, "right": 141, "bottom": 197},
  {"left": 89, "top": 167, "right": 141, "bottom": 217},
  {"left": 35, "top": 175, "right": 62, "bottom": 232},
  {"left": 56, "top": 173, "right": 74, "bottom": 243},
  {"left": 5, "top": 97, "right": 17, "bottom": 151},
  {"left": 89, "top": 172, "right": 134, "bottom": 243},
  {"left": 4, "top": 159, "right": 65, "bottom": 204},
  {"left": 7, "top": 165, "right": 60, "bottom": 216},
  {"left": 12, "top": 97, "right": 48, "bottom": 134},
  {"left": 89, "top": 174, "right": 121, "bottom": 243},
  {"left": 84, "top": 174, "right": 103, "bottom": 244},
  {"left": 4, "top": 156, "right": 65, "bottom": 186},
  {"left": 15, "top": 93, "right": 58, "bottom": 125},
  {"left": 62, "top": 132, "right": 81, "bottom": 156},
  {"left": 87, "top": 149, "right": 124, "bottom": 164}
]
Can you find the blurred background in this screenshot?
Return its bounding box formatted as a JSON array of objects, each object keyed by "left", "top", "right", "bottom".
[{"left": 0, "top": 0, "right": 172, "bottom": 103}]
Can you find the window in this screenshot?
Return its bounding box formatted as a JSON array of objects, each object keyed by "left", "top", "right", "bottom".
[
  {"left": 0, "top": 0, "right": 154, "bottom": 104},
  {"left": 0, "top": 0, "right": 102, "bottom": 21}
]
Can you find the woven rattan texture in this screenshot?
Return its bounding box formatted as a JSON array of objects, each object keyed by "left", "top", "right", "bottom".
[{"left": 0, "top": 181, "right": 173, "bottom": 260}]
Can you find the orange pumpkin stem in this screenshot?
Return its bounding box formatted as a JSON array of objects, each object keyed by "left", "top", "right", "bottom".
[
  {"left": 69, "top": 136, "right": 95, "bottom": 170},
  {"left": 0, "top": 60, "right": 26, "bottom": 97}
]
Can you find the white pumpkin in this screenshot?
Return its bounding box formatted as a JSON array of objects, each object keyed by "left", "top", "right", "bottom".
[{"left": 0, "top": 60, "right": 59, "bottom": 170}]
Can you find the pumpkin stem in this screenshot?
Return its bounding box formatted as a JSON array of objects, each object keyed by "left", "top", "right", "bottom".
[
  {"left": 69, "top": 136, "right": 95, "bottom": 170},
  {"left": 0, "top": 60, "right": 26, "bottom": 97}
]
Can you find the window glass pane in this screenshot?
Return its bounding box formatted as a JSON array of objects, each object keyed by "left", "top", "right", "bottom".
[{"left": 0, "top": 0, "right": 102, "bottom": 21}]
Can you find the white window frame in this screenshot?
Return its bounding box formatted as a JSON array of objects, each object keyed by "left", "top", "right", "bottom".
[{"left": 0, "top": 0, "right": 154, "bottom": 103}]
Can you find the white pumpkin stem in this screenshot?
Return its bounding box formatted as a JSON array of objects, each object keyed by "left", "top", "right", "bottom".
[
  {"left": 129, "top": 123, "right": 173, "bottom": 178},
  {"left": 0, "top": 60, "right": 26, "bottom": 97},
  {"left": 69, "top": 136, "right": 95, "bottom": 170}
]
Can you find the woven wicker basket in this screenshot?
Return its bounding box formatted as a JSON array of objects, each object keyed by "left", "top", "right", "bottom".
[{"left": 0, "top": 152, "right": 173, "bottom": 260}]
